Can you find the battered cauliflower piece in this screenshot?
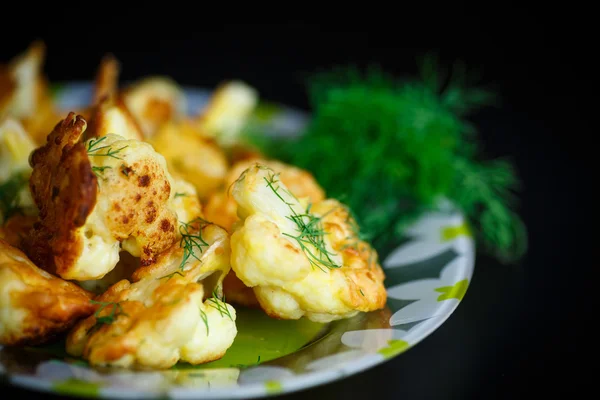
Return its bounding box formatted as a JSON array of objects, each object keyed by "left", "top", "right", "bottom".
[
  {"left": 26, "top": 113, "right": 180, "bottom": 281},
  {"left": 121, "top": 76, "right": 187, "bottom": 138},
  {"left": 66, "top": 220, "right": 237, "bottom": 369},
  {"left": 0, "top": 41, "right": 60, "bottom": 145},
  {"left": 229, "top": 164, "right": 386, "bottom": 323},
  {"left": 195, "top": 80, "right": 258, "bottom": 146},
  {"left": 149, "top": 120, "right": 228, "bottom": 199},
  {"left": 85, "top": 55, "right": 144, "bottom": 142},
  {"left": 0, "top": 239, "right": 95, "bottom": 346},
  {"left": 207, "top": 158, "right": 326, "bottom": 308}
]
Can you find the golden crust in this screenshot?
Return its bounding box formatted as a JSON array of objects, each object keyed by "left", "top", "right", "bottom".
[
  {"left": 0, "top": 214, "right": 36, "bottom": 250},
  {"left": 25, "top": 113, "right": 97, "bottom": 276},
  {"left": 91, "top": 134, "right": 179, "bottom": 268},
  {"left": 93, "top": 54, "right": 120, "bottom": 105},
  {"left": 310, "top": 199, "right": 387, "bottom": 312},
  {"left": 0, "top": 239, "right": 95, "bottom": 346}
]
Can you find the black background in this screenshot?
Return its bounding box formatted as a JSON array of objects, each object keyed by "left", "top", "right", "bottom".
[{"left": 0, "top": 15, "right": 590, "bottom": 400}]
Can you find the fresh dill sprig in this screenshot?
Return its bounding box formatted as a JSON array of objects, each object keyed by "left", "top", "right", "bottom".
[
  {"left": 178, "top": 218, "right": 209, "bottom": 271},
  {"left": 207, "top": 289, "right": 233, "bottom": 321},
  {"left": 86, "top": 136, "right": 128, "bottom": 160},
  {"left": 200, "top": 308, "right": 209, "bottom": 335},
  {"left": 88, "top": 299, "right": 127, "bottom": 334},
  {"left": 264, "top": 171, "right": 341, "bottom": 271},
  {"left": 0, "top": 170, "right": 29, "bottom": 222},
  {"left": 91, "top": 165, "right": 112, "bottom": 180},
  {"left": 174, "top": 192, "right": 187, "bottom": 198},
  {"left": 158, "top": 271, "right": 184, "bottom": 281},
  {"left": 250, "top": 57, "right": 526, "bottom": 263}
]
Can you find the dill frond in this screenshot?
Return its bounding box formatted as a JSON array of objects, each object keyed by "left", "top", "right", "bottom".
[
  {"left": 178, "top": 218, "right": 209, "bottom": 271},
  {"left": 88, "top": 299, "right": 127, "bottom": 334},
  {"left": 200, "top": 309, "right": 209, "bottom": 335},
  {"left": 264, "top": 172, "right": 341, "bottom": 271},
  {"left": 87, "top": 136, "right": 128, "bottom": 160},
  {"left": 207, "top": 289, "right": 233, "bottom": 321}
]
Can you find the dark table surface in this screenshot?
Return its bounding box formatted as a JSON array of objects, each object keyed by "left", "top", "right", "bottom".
[{"left": 1, "top": 18, "right": 589, "bottom": 399}]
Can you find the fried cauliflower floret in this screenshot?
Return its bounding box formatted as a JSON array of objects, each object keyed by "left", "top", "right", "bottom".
[
  {"left": 66, "top": 221, "right": 237, "bottom": 369},
  {"left": 195, "top": 80, "right": 258, "bottom": 146},
  {"left": 84, "top": 55, "right": 144, "bottom": 142},
  {"left": 121, "top": 76, "right": 187, "bottom": 138},
  {"left": 26, "top": 113, "right": 179, "bottom": 281},
  {"left": 0, "top": 239, "right": 95, "bottom": 346},
  {"left": 0, "top": 41, "right": 60, "bottom": 145},
  {"left": 149, "top": 120, "right": 228, "bottom": 199},
  {"left": 207, "top": 158, "right": 326, "bottom": 308},
  {"left": 229, "top": 164, "right": 386, "bottom": 323}
]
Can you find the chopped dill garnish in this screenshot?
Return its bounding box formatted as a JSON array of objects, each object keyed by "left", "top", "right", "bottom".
[
  {"left": 86, "top": 136, "right": 128, "bottom": 160},
  {"left": 0, "top": 170, "right": 28, "bottom": 222},
  {"left": 91, "top": 165, "right": 112, "bottom": 180},
  {"left": 174, "top": 192, "right": 187, "bottom": 198},
  {"left": 359, "top": 289, "right": 365, "bottom": 297},
  {"left": 158, "top": 271, "right": 184, "bottom": 281},
  {"left": 178, "top": 218, "right": 209, "bottom": 271},
  {"left": 264, "top": 172, "right": 341, "bottom": 272},
  {"left": 207, "top": 289, "right": 233, "bottom": 321},
  {"left": 88, "top": 299, "right": 127, "bottom": 334},
  {"left": 200, "top": 309, "right": 209, "bottom": 335}
]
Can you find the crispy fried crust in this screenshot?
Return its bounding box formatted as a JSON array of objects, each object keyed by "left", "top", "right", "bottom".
[
  {"left": 25, "top": 113, "right": 97, "bottom": 276},
  {"left": 0, "top": 239, "right": 95, "bottom": 346},
  {"left": 0, "top": 215, "right": 36, "bottom": 250},
  {"left": 93, "top": 54, "right": 119, "bottom": 105}
]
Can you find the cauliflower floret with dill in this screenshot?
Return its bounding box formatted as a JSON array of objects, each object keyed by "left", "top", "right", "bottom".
[
  {"left": 229, "top": 163, "right": 387, "bottom": 323},
  {"left": 66, "top": 219, "right": 237, "bottom": 369},
  {"left": 25, "top": 113, "right": 181, "bottom": 281}
]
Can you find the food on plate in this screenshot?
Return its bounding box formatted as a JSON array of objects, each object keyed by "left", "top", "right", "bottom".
[
  {"left": 195, "top": 80, "right": 258, "bottom": 147},
  {"left": 229, "top": 164, "right": 386, "bottom": 322},
  {"left": 25, "top": 113, "right": 180, "bottom": 280},
  {"left": 0, "top": 239, "right": 95, "bottom": 346},
  {"left": 66, "top": 219, "right": 236, "bottom": 369},
  {"left": 204, "top": 157, "right": 326, "bottom": 307},
  {"left": 0, "top": 43, "right": 391, "bottom": 370},
  {"left": 148, "top": 120, "right": 228, "bottom": 199},
  {"left": 0, "top": 41, "right": 61, "bottom": 145},
  {"left": 85, "top": 55, "right": 144, "bottom": 142},
  {"left": 121, "top": 75, "right": 187, "bottom": 139}
]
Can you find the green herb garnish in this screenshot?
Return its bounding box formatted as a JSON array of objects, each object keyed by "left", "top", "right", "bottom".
[
  {"left": 200, "top": 309, "right": 209, "bottom": 335},
  {"left": 207, "top": 289, "right": 233, "bottom": 321},
  {"left": 88, "top": 300, "right": 127, "bottom": 334},
  {"left": 174, "top": 192, "right": 187, "bottom": 198},
  {"left": 251, "top": 57, "right": 526, "bottom": 263},
  {"left": 178, "top": 217, "right": 209, "bottom": 271},
  {"left": 264, "top": 171, "right": 341, "bottom": 271},
  {"left": 86, "top": 136, "right": 127, "bottom": 159}
]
